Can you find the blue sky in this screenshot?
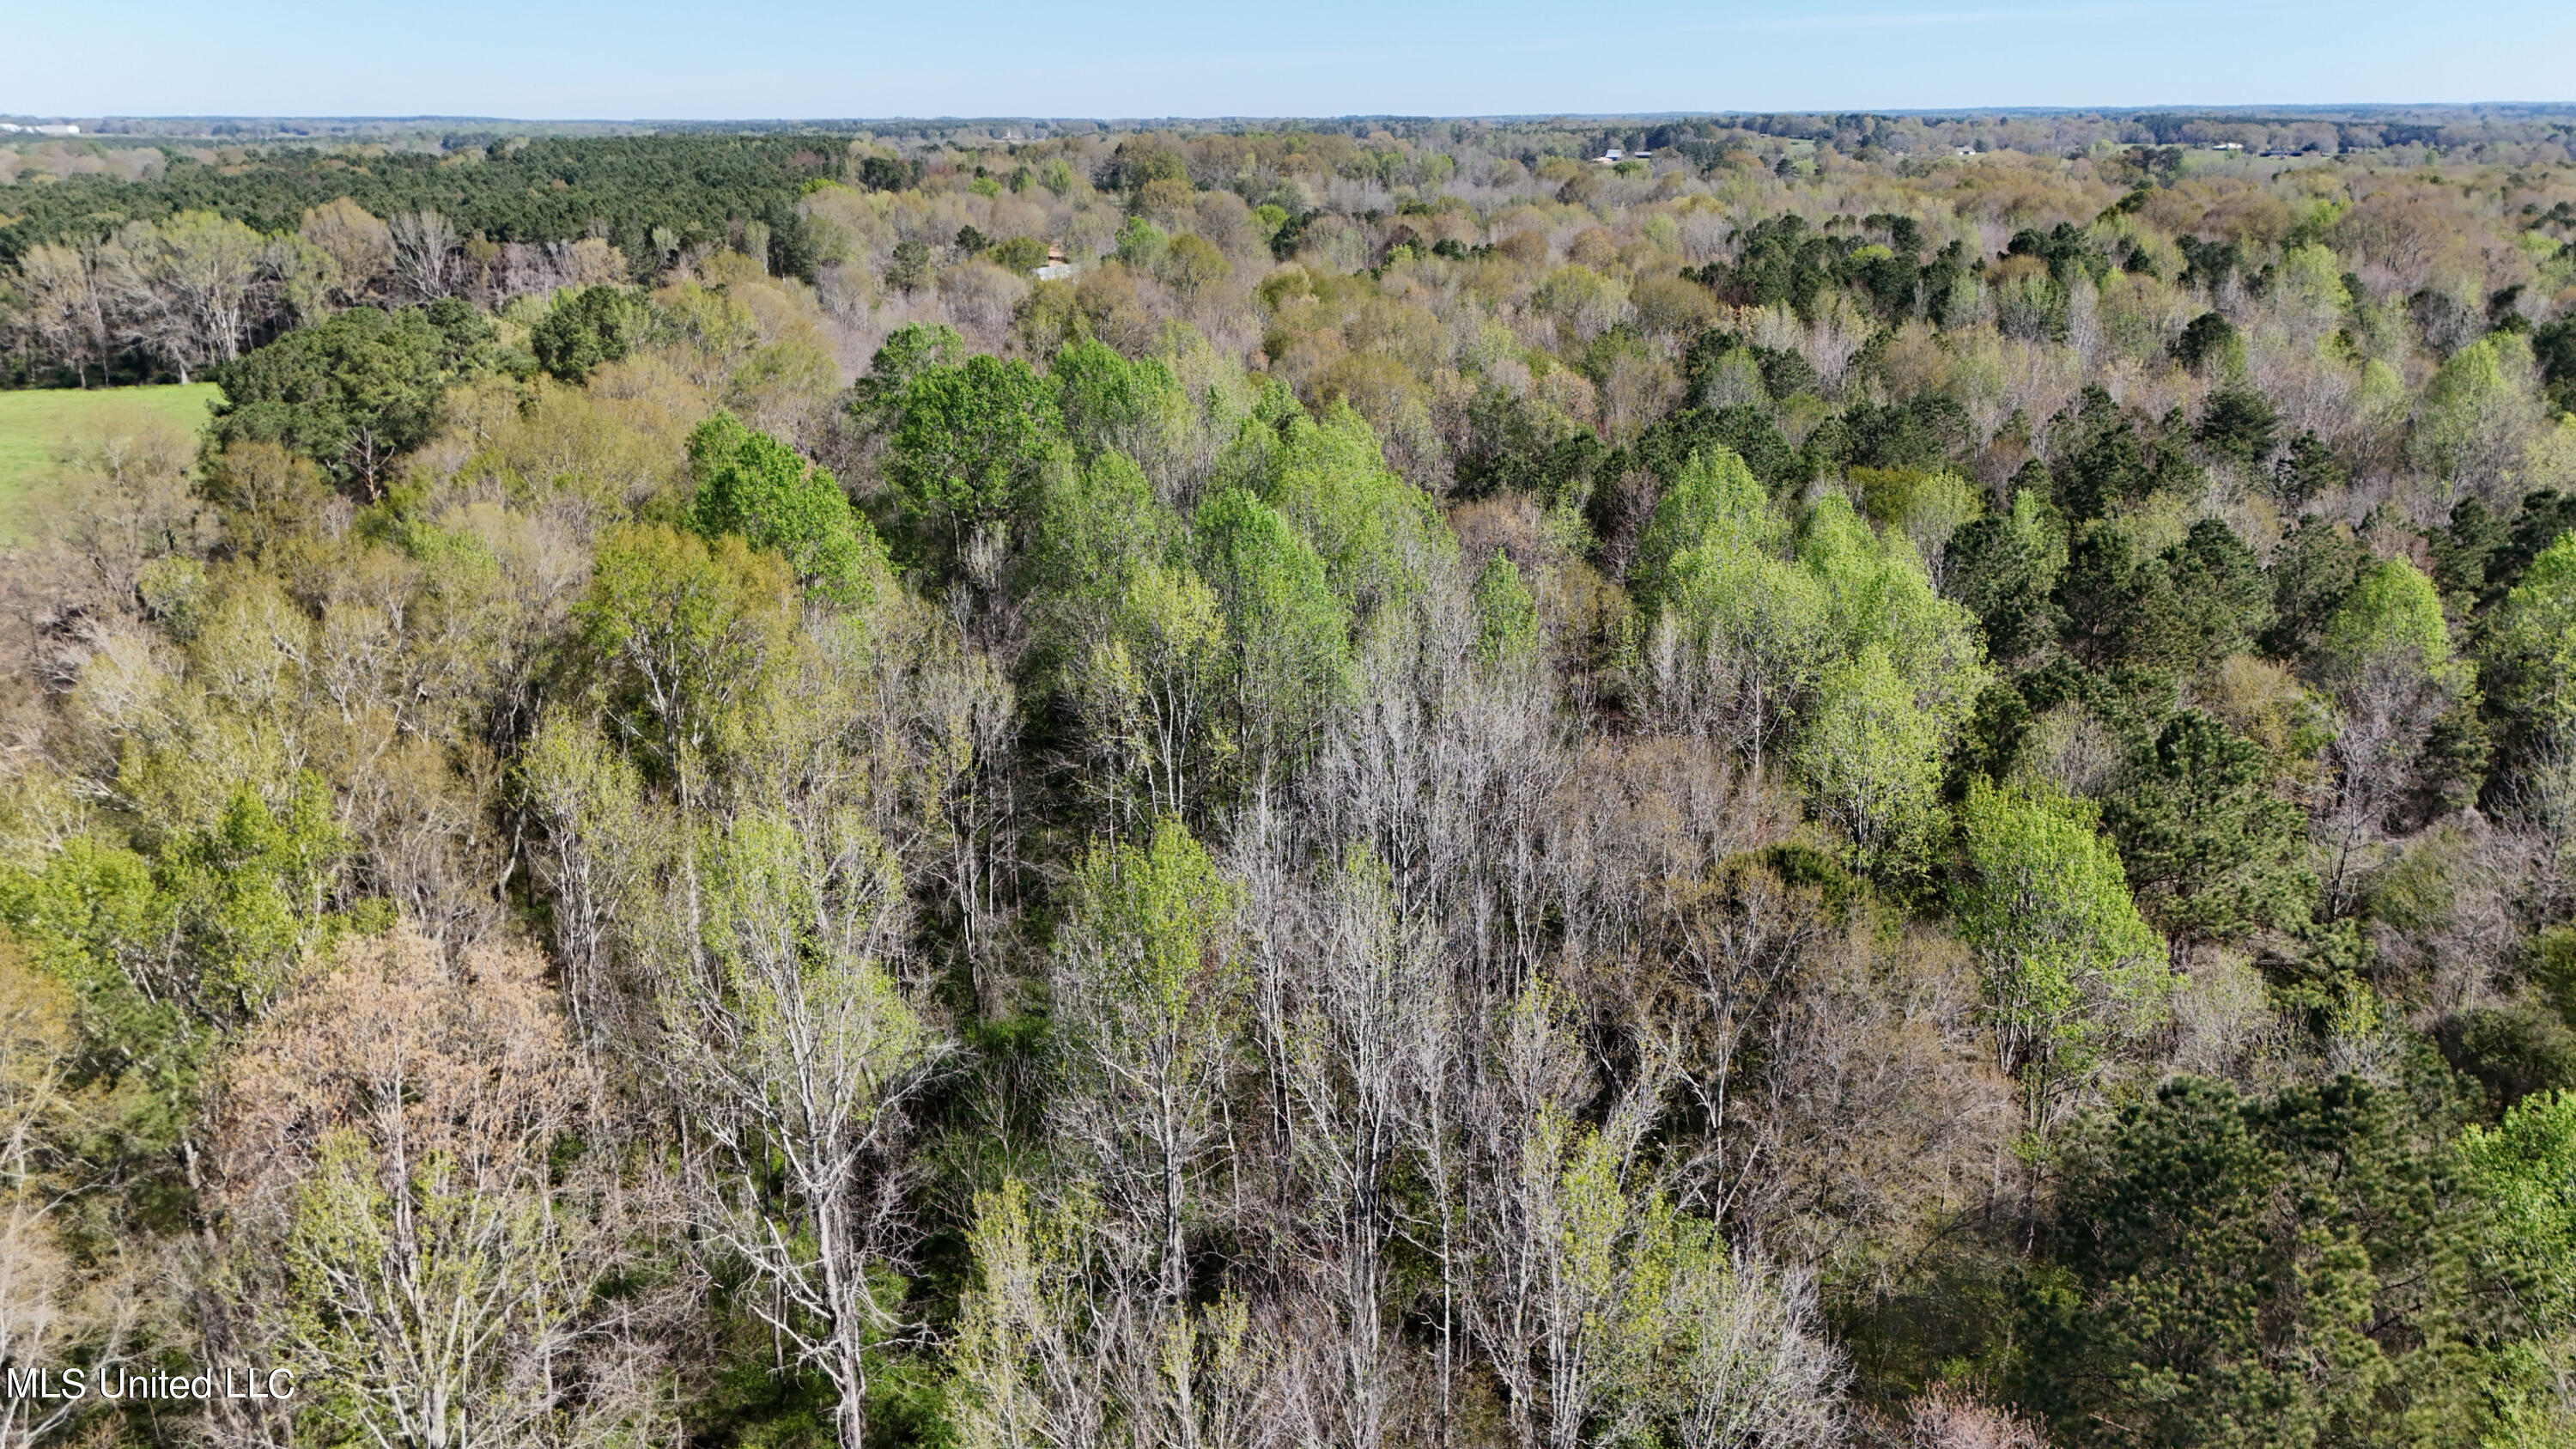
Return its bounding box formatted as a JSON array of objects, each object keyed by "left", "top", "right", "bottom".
[{"left": 8, "top": 0, "right": 2572, "bottom": 119}]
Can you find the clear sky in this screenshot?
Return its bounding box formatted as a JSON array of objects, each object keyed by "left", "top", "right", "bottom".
[{"left": 7, "top": 0, "right": 2572, "bottom": 120}]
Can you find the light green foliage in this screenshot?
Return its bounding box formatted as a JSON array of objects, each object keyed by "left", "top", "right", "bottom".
[
  {"left": 1633, "top": 447, "right": 1783, "bottom": 613},
  {"left": 1643, "top": 460, "right": 1985, "bottom": 862},
  {"left": 1114, "top": 216, "right": 1170, "bottom": 269},
  {"left": 696, "top": 811, "right": 927, "bottom": 1116},
  {"left": 2484, "top": 535, "right": 2576, "bottom": 740},
  {"left": 2464, "top": 1090, "right": 2576, "bottom": 1328},
  {"left": 1157, "top": 234, "right": 1230, "bottom": 299},
  {"left": 574, "top": 524, "right": 793, "bottom": 783},
  {"left": 1053, "top": 819, "right": 1246, "bottom": 1296},
  {"left": 1794, "top": 645, "right": 1947, "bottom": 874},
  {"left": 2416, "top": 332, "right": 2544, "bottom": 497},
  {"left": 1028, "top": 449, "right": 1179, "bottom": 614},
  {"left": 685, "top": 411, "right": 888, "bottom": 604},
  {"left": 1958, "top": 776, "right": 2167, "bottom": 1137},
  {"left": 2319, "top": 557, "right": 2454, "bottom": 682},
  {"left": 0, "top": 771, "right": 361, "bottom": 1162},
  {"left": 1193, "top": 487, "right": 1352, "bottom": 783},
  {"left": 1259, "top": 401, "right": 1455, "bottom": 621},
  {"left": 1797, "top": 493, "right": 1988, "bottom": 728},
  {"left": 277, "top": 1132, "right": 584, "bottom": 1449},
  {"left": 1473, "top": 554, "right": 1540, "bottom": 663},
  {"left": 1049, "top": 338, "right": 1187, "bottom": 465},
  {"left": 1853, "top": 466, "right": 1984, "bottom": 563},
  {"left": 1078, "top": 563, "right": 1230, "bottom": 821}
]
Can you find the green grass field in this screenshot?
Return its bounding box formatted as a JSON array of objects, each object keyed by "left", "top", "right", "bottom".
[{"left": 0, "top": 383, "right": 222, "bottom": 542}]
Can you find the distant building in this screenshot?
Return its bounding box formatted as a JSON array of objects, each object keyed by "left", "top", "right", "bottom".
[{"left": 2208, "top": 141, "right": 2244, "bottom": 150}]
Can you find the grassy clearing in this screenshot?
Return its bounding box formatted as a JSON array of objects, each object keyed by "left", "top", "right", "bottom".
[{"left": 0, "top": 384, "right": 221, "bottom": 542}]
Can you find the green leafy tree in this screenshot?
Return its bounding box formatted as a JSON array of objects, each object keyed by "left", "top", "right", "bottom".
[
  {"left": 1473, "top": 555, "right": 1540, "bottom": 664},
  {"left": 1075, "top": 564, "right": 1231, "bottom": 823},
  {"left": 1259, "top": 402, "right": 1454, "bottom": 623},
  {"left": 529, "top": 283, "right": 655, "bottom": 383},
  {"left": 1795, "top": 644, "right": 1946, "bottom": 876},
  {"left": 1157, "top": 234, "right": 1230, "bottom": 300},
  {"left": 846, "top": 321, "right": 964, "bottom": 434},
  {"left": 1048, "top": 819, "right": 1246, "bottom": 1302},
  {"left": 886, "top": 355, "right": 1066, "bottom": 564},
  {"left": 2482, "top": 533, "right": 2576, "bottom": 777},
  {"left": 1956, "top": 777, "right": 2166, "bottom": 1141},
  {"left": 2318, "top": 557, "right": 2455, "bottom": 685},
  {"left": 574, "top": 525, "right": 793, "bottom": 790},
  {"left": 1048, "top": 339, "right": 1183, "bottom": 463},
  {"left": 1193, "top": 487, "right": 1352, "bottom": 790},
  {"left": 1631, "top": 447, "right": 1783, "bottom": 615},
  {"left": 685, "top": 411, "right": 888, "bottom": 605},
  {"left": 210, "top": 301, "right": 496, "bottom": 496}
]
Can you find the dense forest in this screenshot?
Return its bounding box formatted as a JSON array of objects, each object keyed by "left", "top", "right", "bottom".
[{"left": 4, "top": 109, "right": 2576, "bottom": 1448}]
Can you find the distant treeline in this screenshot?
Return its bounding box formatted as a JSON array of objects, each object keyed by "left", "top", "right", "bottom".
[{"left": 0, "top": 134, "right": 848, "bottom": 266}]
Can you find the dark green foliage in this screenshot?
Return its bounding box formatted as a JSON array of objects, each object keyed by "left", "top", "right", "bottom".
[
  {"left": 856, "top": 155, "right": 922, "bottom": 192},
  {"left": 1958, "top": 678, "right": 2037, "bottom": 782},
  {"left": 2004, "top": 221, "right": 2104, "bottom": 286},
  {"left": 2171, "top": 310, "right": 2239, "bottom": 368},
  {"left": 531, "top": 284, "right": 656, "bottom": 383},
  {"left": 1862, "top": 210, "right": 1923, "bottom": 255},
  {"left": 2021, "top": 1075, "right": 2506, "bottom": 1449},
  {"left": 1827, "top": 394, "right": 1975, "bottom": 473},
  {"left": 2427, "top": 495, "right": 2510, "bottom": 600},
  {"left": 2053, "top": 521, "right": 2262, "bottom": 675},
  {"left": 685, "top": 412, "right": 885, "bottom": 603},
  {"left": 2439, "top": 1005, "right": 2576, "bottom": 1113},
  {"left": 1711, "top": 213, "right": 1842, "bottom": 315},
  {"left": 0, "top": 136, "right": 838, "bottom": 275},
  {"left": 848, "top": 322, "right": 965, "bottom": 435},
  {"left": 1944, "top": 498, "right": 2066, "bottom": 664},
  {"left": 2046, "top": 388, "right": 2198, "bottom": 521},
  {"left": 2535, "top": 316, "right": 2576, "bottom": 411},
  {"left": 1681, "top": 327, "right": 1818, "bottom": 403},
  {"left": 210, "top": 301, "right": 497, "bottom": 492},
  {"left": 2473, "top": 489, "right": 2576, "bottom": 608},
  {"left": 1455, "top": 386, "right": 1606, "bottom": 505},
  {"left": 2194, "top": 385, "right": 2279, "bottom": 466},
  {"left": 2271, "top": 430, "right": 2345, "bottom": 512},
  {"left": 2176, "top": 237, "right": 2241, "bottom": 291},
  {"left": 2261, "top": 514, "right": 2370, "bottom": 659},
  {"left": 2100, "top": 710, "right": 2309, "bottom": 947},
  {"left": 886, "top": 240, "right": 933, "bottom": 294},
  {"left": 1633, "top": 405, "right": 1805, "bottom": 494},
  {"left": 2162, "top": 517, "right": 2274, "bottom": 659}
]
